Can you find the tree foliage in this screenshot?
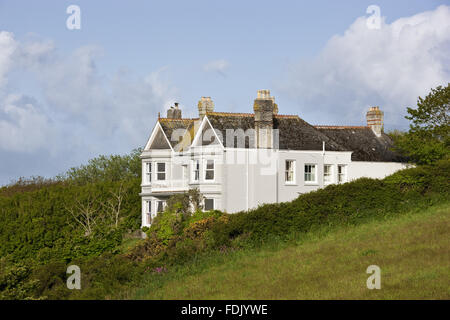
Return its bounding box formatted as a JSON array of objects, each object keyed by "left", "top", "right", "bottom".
[
  {"left": 392, "top": 84, "right": 450, "bottom": 164},
  {"left": 62, "top": 148, "right": 142, "bottom": 185}
]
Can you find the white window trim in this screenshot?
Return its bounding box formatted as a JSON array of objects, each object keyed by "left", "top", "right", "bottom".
[
  {"left": 191, "top": 159, "right": 200, "bottom": 183},
  {"left": 204, "top": 159, "right": 215, "bottom": 182},
  {"left": 304, "top": 163, "right": 318, "bottom": 184},
  {"left": 144, "top": 121, "right": 174, "bottom": 151},
  {"left": 285, "top": 159, "right": 296, "bottom": 185},
  {"left": 144, "top": 162, "right": 152, "bottom": 184},
  {"left": 324, "top": 164, "right": 334, "bottom": 184},
  {"left": 204, "top": 198, "right": 215, "bottom": 211},
  {"left": 337, "top": 164, "right": 347, "bottom": 184},
  {"left": 145, "top": 200, "right": 152, "bottom": 224},
  {"left": 156, "top": 162, "right": 166, "bottom": 181},
  {"left": 156, "top": 200, "right": 166, "bottom": 213}
]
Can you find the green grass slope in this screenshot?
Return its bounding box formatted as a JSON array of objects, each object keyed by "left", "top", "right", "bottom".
[
  {"left": 129, "top": 202, "right": 449, "bottom": 299},
  {"left": 1, "top": 159, "right": 448, "bottom": 299}
]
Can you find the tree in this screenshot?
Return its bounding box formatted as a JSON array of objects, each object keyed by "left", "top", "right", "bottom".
[
  {"left": 100, "top": 183, "right": 126, "bottom": 228},
  {"left": 165, "top": 188, "right": 204, "bottom": 217},
  {"left": 63, "top": 148, "right": 143, "bottom": 185},
  {"left": 392, "top": 84, "right": 449, "bottom": 165},
  {"left": 66, "top": 195, "right": 101, "bottom": 236}
]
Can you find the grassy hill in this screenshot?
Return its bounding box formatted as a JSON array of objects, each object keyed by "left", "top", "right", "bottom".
[
  {"left": 126, "top": 202, "right": 450, "bottom": 299},
  {"left": 0, "top": 157, "right": 449, "bottom": 299}
]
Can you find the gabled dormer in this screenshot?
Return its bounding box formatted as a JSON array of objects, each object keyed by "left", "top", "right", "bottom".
[
  {"left": 144, "top": 121, "right": 173, "bottom": 151},
  {"left": 191, "top": 115, "right": 224, "bottom": 149}
]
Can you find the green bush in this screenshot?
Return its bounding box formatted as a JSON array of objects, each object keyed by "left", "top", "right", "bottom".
[
  {"left": 62, "top": 148, "right": 143, "bottom": 185},
  {"left": 1, "top": 155, "right": 449, "bottom": 300},
  {"left": 130, "top": 160, "right": 449, "bottom": 271},
  {"left": 210, "top": 161, "right": 449, "bottom": 247},
  {"left": 0, "top": 262, "right": 39, "bottom": 300},
  {"left": 0, "top": 178, "right": 141, "bottom": 263},
  {"left": 148, "top": 211, "right": 183, "bottom": 245}
]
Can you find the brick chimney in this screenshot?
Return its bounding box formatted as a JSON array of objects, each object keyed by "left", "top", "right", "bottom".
[
  {"left": 167, "top": 102, "right": 182, "bottom": 119},
  {"left": 254, "top": 89, "right": 276, "bottom": 148},
  {"left": 198, "top": 97, "right": 214, "bottom": 118},
  {"left": 366, "top": 106, "right": 384, "bottom": 137}
]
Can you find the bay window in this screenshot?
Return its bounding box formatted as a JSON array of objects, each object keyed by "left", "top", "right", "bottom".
[
  {"left": 204, "top": 198, "right": 214, "bottom": 211},
  {"left": 157, "top": 200, "right": 165, "bottom": 213},
  {"left": 145, "top": 162, "right": 152, "bottom": 183},
  {"left": 146, "top": 201, "right": 152, "bottom": 224},
  {"left": 156, "top": 162, "right": 166, "bottom": 181}
]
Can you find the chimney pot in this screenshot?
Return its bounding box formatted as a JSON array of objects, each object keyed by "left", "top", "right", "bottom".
[{"left": 167, "top": 102, "right": 182, "bottom": 119}]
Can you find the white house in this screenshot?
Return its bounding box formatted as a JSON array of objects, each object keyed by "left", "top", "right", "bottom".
[{"left": 140, "top": 90, "right": 408, "bottom": 227}]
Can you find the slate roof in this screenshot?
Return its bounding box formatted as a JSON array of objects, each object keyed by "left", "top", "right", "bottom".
[
  {"left": 158, "top": 118, "right": 199, "bottom": 151},
  {"left": 206, "top": 112, "right": 346, "bottom": 151},
  {"left": 156, "top": 112, "right": 405, "bottom": 162},
  {"left": 158, "top": 118, "right": 196, "bottom": 143},
  {"left": 314, "top": 126, "right": 407, "bottom": 162}
]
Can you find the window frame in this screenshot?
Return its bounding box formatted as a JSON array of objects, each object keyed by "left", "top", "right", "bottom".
[
  {"left": 145, "top": 200, "right": 152, "bottom": 224},
  {"left": 156, "top": 162, "right": 166, "bottom": 181},
  {"left": 304, "top": 164, "right": 318, "bottom": 184},
  {"left": 192, "top": 159, "right": 200, "bottom": 182},
  {"left": 204, "top": 198, "right": 214, "bottom": 211},
  {"left": 324, "top": 164, "right": 333, "bottom": 184},
  {"left": 337, "top": 164, "right": 347, "bottom": 184},
  {"left": 145, "top": 162, "right": 152, "bottom": 184},
  {"left": 285, "top": 159, "right": 296, "bottom": 184},
  {"left": 204, "top": 159, "right": 215, "bottom": 182},
  {"left": 156, "top": 200, "right": 166, "bottom": 213}
]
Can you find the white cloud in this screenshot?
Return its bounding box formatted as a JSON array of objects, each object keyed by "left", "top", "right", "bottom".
[
  {"left": 279, "top": 5, "right": 450, "bottom": 129},
  {"left": 0, "top": 31, "right": 17, "bottom": 88},
  {"left": 203, "top": 59, "right": 230, "bottom": 77},
  {"left": 0, "top": 31, "right": 177, "bottom": 183},
  {"left": 0, "top": 93, "right": 54, "bottom": 152}
]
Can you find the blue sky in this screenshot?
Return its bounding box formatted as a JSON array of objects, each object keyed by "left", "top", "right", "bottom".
[{"left": 0, "top": 0, "right": 449, "bottom": 184}]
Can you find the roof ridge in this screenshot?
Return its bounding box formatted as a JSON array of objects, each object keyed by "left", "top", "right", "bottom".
[
  {"left": 314, "top": 125, "right": 369, "bottom": 129},
  {"left": 206, "top": 112, "right": 300, "bottom": 119},
  {"left": 275, "top": 114, "right": 300, "bottom": 119},
  {"left": 159, "top": 118, "right": 199, "bottom": 121},
  {"left": 206, "top": 111, "right": 254, "bottom": 117}
]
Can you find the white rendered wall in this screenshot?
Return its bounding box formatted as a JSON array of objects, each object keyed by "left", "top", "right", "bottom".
[
  {"left": 348, "top": 161, "right": 410, "bottom": 180},
  {"left": 140, "top": 147, "right": 410, "bottom": 225},
  {"left": 221, "top": 149, "right": 352, "bottom": 213}
]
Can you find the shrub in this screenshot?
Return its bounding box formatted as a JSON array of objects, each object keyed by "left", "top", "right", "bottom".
[{"left": 0, "top": 263, "right": 39, "bottom": 300}]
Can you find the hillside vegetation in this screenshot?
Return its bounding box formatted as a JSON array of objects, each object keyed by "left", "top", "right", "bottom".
[
  {"left": 131, "top": 202, "right": 449, "bottom": 299},
  {"left": 1, "top": 84, "right": 448, "bottom": 299},
  {"left": 0, "top": 150, "right": 143, "bottom": 299},
  {"left": 0, "top": 157, "right": 449, "bottom": 299}
]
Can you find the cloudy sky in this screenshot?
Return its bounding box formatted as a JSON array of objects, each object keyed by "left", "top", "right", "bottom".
[{"left": 0, "top": 0, "right": 449, "bottom": 185}]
